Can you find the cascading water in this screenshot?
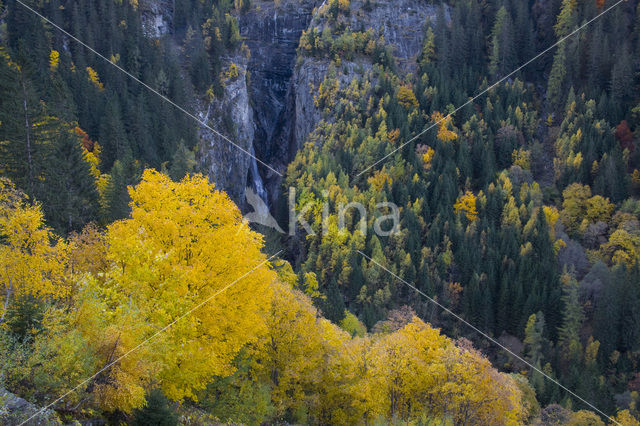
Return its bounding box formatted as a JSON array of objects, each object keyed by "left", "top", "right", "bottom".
[{"left": 249, "top": 145, "right": 268, "bottom": 203}]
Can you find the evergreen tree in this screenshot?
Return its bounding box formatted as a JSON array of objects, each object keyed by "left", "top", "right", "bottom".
[
  {"left": 489, "top": 7, "right": 516, "bottom": 79},
  {"left": 547, "top": 43, "right": 567, "bottom": 113},
  {"left": 39, "top": 122, "right": 99, "bottom": 234},
  {"left": 131, "top": 389, "right": 179, "bottom": 426}
]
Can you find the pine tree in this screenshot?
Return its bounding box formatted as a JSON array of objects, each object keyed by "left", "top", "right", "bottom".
[
  {"left": 489, "top": 7, "right": 516, "bottom": 78},
  {"left": 558, "top": 271, "right": 584, "bottom": 365},
  {"left": 132, "top": 389, "right": 178, "bottom": 426},
  {"left": 547, "top": 43, "right": 567, "bottom": 113},
  {"left": 168, "top": 141, "right": 196, "bottom": 181},
  {"left": 39, "top": 122, "right": 99, "bottom": 234},
  {"left": 0, "top": 48, "right": 43, "bottom": 195},
  {"left": 610, "top": 44, "right": 634, "bottom": 106},
  {"left": 101, "top": 155, "right": 141, "bottom": 222},
  {"left": 99, "top": 95, "right": 130, "bottom": 170}
]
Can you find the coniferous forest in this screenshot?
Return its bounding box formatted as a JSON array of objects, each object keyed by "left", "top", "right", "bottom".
[{"left": 1, "top": 0, "right": 640, "bottom": 424}]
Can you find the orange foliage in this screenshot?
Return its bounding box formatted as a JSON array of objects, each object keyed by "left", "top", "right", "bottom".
[
  {"left": 74, "top": 126, "right": 95, "bottom": 152},
  {"left": 615, "top": 120, "right": 634, "bottom": 151},
  {"left": 388, "top": 128, "right": 400, "bottom": 144}
]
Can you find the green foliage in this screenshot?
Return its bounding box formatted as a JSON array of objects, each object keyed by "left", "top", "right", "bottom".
[
  {"left": 1, "top": 0, "right": 640, "bottom": 422},
  {"left": 339, "top": 311, "right": 367, "bottom": 337},
  {"left": 131, "top": 389, "right": 179, "bottom": 426}
]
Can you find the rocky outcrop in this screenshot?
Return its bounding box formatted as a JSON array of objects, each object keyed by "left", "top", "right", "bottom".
[
  {"left": 197, "top": 58, "right": 256, "bottom": 205},
  {"left": 140, "top": 0, "right": 444, "bottom": 207},
  {"left": 139, "top": 0, "right": 172, "bottom": 38},
  {"left": 238, "top": 0, "right": 320, "bottom": 201},
  {"left": 0, "top": 387, "right": 61, "bottom": 425},
  {"left": 236, "top": 0, "right": 444, "bottom": 204},
  {"left": 342, "top": 0, "right": 444, "bottom": 70},
  {"left": 269, "top": 0, "right": 443, "bottom": 178}
]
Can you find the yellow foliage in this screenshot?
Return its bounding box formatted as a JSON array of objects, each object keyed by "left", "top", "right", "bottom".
[
  {"left": 543, "top": 205, "right": 560, "bottom": 229},
  {"left": 225, "top": 63, "right": 240, "bottom": 80},
  {"left": 568, "top": 410, "right": 605, "bottom": 425},
  {"left": 454, "top": 191, "right": 478, "bottom": 221},
  {"left": 422, "top": 146, "right": 435, "bottom": 170},
  {"left": 432, "top": 111, "right": 458, "bottom": 142},
  {"left": 43, "top": 170, "right": 276, "bottom": 411},
  {"left": 397, "top": 85, "right": 418, "bottom": 109},
  {"left": 251, "top": 281, "right": 348, "bottom": 418},
  {"left": 86, "top": 66, "right": 104, "bottom": 91},
  {"left": 84, "top": 148, "right": 101, "bottom": 180},
  {"left": 336, "top": 318, "right": 525, "bottom": 424},
  {"left": 600, "top": 229, "right": 640, "bottom": 266},
  {"left": 512, "top": 148, "right": 531, "bottom": 170},
  {"left": 0, "top": 179, "right": 68, "bottom": 322},
  {"left": 49, "top": 49, "right": 60, "bottom": 72},
  {"left": 367, "top": 169, "right": 393, "bottom": 191},
  {"left": 610, "top": 410, "right": 640, "bottom": 426},
  {"left": 561, "top": 183, "right": 614, "bottom": 235},
  {"left": 543, "top": 205, "right": 560, "bottom": 240},
  {"left": 68, "top": 223, "right": 108, "bottom": 277}
]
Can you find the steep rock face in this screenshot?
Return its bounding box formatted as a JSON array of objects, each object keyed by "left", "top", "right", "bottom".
[
  {"left": 238, "top": 0, "right": 320, "bottom": 198},
  {"left": 271, "top": 0, "right": 444, "bottom": 186},
  {"left": 138, "top": 0, "right": 444, "bottom": 207},
  {"left": 197, "top": 58, "right": 256, "bottom": 205},
  {"left": 278, "top": 59, "right": 374, "bottom": 169},
  {"left": 139, "top": 0, "right": 172, "bottom": 38},
  {"left": 344, "top": 0, "right": 444, "bottom": 69}
]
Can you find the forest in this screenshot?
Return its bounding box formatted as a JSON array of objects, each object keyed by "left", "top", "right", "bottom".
[{"left": 1, "top": 0, "right": 640, "bottom": 424}]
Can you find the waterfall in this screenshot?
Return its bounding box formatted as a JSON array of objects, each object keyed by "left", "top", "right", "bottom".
[{"left": 249, "top": 145, "right": 268, "bottom": 203}]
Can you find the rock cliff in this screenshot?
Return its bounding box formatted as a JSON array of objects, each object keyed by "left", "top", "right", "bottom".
[
  {"left": 139, "top": 0, "right": 444, "bottom": 207},
  {"left": 264, "top": 0, "right": 443, "bottom": 202},
  {"left": 197, "top": 57, "right": 256, "bottom": 205},
  {"left": 238, "top": 0, "right": 320, "bottom": 202},
  {"left": 139, "top": 0, "right": 172, "bottom": 38}
]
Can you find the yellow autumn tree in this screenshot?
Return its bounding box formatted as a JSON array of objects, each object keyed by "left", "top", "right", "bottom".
[
  {"left": 600, "top": 228, "right": 640, "bottom": 266},
  {"left": 561, "top": 183, "right": 615, "bottom": 235},
  {"left": 367, "top": 169, "right": 393, "bottom": 191},
  {"left": 610, "top": 410, "right": 640, "bottom": 426},
  {"left": 38, "top": 170, "right": 276, "bottom": 412},
  {"left": 250, "top": 281, "right": 349, "bottom": 421},
  {"left": 454, "top": 190, "right": 478, "bottom": 221},
  {"left": 0, "top": 178, "right": 68, "bottom": 323},
  {"left": 340, "top": 318, "right": 525, "bottom": 424},
  {"left": 432, "top": 111, "right": 458, "bottom": 142},
  {"left": 86, "top": 66, "right": 104, "bottom": 91},
  {"left": 49, "top": 49, "right": 60, "bottom": 72},
  {"left": 397, "top": 85, "right": 418, "bottom": 109}
]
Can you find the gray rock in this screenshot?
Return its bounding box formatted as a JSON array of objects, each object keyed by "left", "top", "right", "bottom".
[
  {"left": 342, "top": 0, "right": 443, "bottom": 70},
  {"left": 144, "top": 0, "right": 445, "bottom": 208},
  {"left": 0, "top": 387, "right": 61, "bottom": 426},
  {"left": 238, "top": 0, "right": 320, "bottom": 202},
  {"left": 197, "top": 57, "right": 255, "bottom": 205},
  {"left": 139, "top": 0, "right": 172, "bottom": 38}
]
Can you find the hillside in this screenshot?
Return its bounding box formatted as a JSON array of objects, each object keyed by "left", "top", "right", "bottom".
[{"left": 1, "top": 0, "right": 640, "bottom": 424}]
